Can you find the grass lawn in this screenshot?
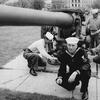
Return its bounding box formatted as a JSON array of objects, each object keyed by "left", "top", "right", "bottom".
[
  {"left": 0, "top": 88, "right": 75, "bottom": 100},
  {"left": 0, "top": 26, "right": 40, "bottom": 67}
]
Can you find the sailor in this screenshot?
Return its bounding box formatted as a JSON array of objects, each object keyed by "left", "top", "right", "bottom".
[
  {"left": 56, "top": 37, "right": 91, "bottom": 100},
  {"left": 23, "top": 32, "right": 57, "bottom": 76}
]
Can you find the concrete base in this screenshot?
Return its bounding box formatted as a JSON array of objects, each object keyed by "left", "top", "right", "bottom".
[{"left": 0, "top": 54, "right": 100, "bottom": 100}]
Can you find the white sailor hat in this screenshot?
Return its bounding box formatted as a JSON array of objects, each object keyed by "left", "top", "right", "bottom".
[
  {"left": 45, "top": 32, "right": 54, "bottom": 40},
  {"left": 91, "top": 9, "right": 98, "bottom": 14},
  {"left": 65, "top": 37, "right": 79, "bottom": 44}
]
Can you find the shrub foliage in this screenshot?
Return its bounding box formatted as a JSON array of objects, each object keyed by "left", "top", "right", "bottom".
[{"left": 5, "top": 0, "right": 45, "bottom": 9}]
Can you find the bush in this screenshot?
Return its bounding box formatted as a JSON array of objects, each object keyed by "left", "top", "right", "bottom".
[
  {"left": 32, "top": 0, "right": 45, "bottom": 10},
  {"left": 0, "top": 0, "right": 8, "bottom": 4},
  {"left": 6, "top": 0, "right": 45, "bottom": 9},
  {"left": 6, "top": 0, "right": 31, "bottom": 8}
]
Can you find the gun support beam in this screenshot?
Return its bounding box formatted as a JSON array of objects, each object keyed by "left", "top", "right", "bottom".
[{"left": 0, "top": 5, "right": 74, "bottom": 27}]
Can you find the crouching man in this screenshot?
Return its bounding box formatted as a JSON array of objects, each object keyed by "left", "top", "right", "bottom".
[
  {"left": 23, "top": 32, "right": 57, "bottom": 76},
  {"left": 56, "top": 37, "right": 91, "bottom": 100}
]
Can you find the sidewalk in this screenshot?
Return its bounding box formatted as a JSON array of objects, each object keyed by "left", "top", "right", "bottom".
[{"left": 0, "top": 54, "right": 100, "bottom": 100}]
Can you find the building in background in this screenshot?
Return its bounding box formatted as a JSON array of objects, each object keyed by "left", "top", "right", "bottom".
[{"left": 47, "top": 0, "right": 96, "bottom": 9}]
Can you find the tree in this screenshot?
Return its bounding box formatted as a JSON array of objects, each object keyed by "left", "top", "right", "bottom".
[
  {"left": 33, "top": 0, "right": 45, "bottom": 10},
  {"left": 5, "top": 0, "right": 45, "bottom": 9},
  {"left": 0, "top": 0, "right": 7, "bottom": 4},
  {"left": 6, "top": 0, "right": 32, "bottom": 8},
  {"left": 19, "top": 0, "right": 31, "bottom": 8}
]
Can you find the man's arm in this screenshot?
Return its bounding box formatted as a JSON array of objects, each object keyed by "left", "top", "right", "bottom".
[
  {"left": 91, "top": 44, "right": 100, "bottom": 53},
  {"left": 91, "top": 29, "right": 100, "bottom": 35},
  {"left": 58, "top": 62, "right": 66, "bottom": 77},
  {"left": 88, "top": 44, "right": 100, "bottom": 64},
  {"left": 37, "top": 41, "right": 57, "bottom": 60},
  {"left": 82, "top": 17, "right": 90, "bottom": 26}
]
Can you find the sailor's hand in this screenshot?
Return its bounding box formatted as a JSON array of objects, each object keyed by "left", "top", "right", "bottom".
[
  {"left": 47, "top": 57, "right": 57, "bottom": 65},
  {"left": 68, "top": 71, "right": 77, "bottom": 83},
  {"left": 94, "top": 30, "right": 100, "bottom": 35},
  {"left": 56, "top": 77, "right": 62, "bottom": 84},
  {"left": 49, "top": 56, "right": 57, "bottom": 60}
]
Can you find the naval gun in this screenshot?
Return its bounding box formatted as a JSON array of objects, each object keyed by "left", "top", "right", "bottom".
[
  {"left": 0, "top": 5, "right": 74, "bottom": 27},
  {"left": 0, "top": 5, "right": 85, "bottom": 37},
  {"left": 0, "top": 5, "right": 85, "bottom": 64}
]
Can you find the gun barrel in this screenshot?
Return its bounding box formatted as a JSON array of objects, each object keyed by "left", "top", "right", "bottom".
[{"left": 0, "top": 5, "right": 74, "bottom": 27}]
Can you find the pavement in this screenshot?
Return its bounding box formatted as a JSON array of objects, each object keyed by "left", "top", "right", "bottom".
[{"left": 0, "top": 53, "right": 100, "bottom": 100}]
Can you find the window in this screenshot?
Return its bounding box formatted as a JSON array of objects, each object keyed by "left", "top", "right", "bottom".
[
  {"left": 75, "top": 4, "right": 77, "bottom": 7},
  {"left": 78, "top": 0, "right": 80, "bottom": 3},
  {"left": 72, "top": 4, "right": 74, "bottom": 7},
  {"left": 72, "top": 0, "right": 74, "bottom": 3},
  {"left": 78, "top": 4, "right": 80, "bottom": 7},
  {"left": 75, "top": 0, "right": 77, "bottom": 3}
]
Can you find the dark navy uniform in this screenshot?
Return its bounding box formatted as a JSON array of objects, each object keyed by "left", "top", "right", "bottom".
[{"left": 56, "top": 47, "right": 91, "bottom": 92}]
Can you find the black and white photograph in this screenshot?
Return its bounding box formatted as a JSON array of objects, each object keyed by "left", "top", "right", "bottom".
[{"left": 0, "top": 0, "right": 100, "bottom": 100}]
